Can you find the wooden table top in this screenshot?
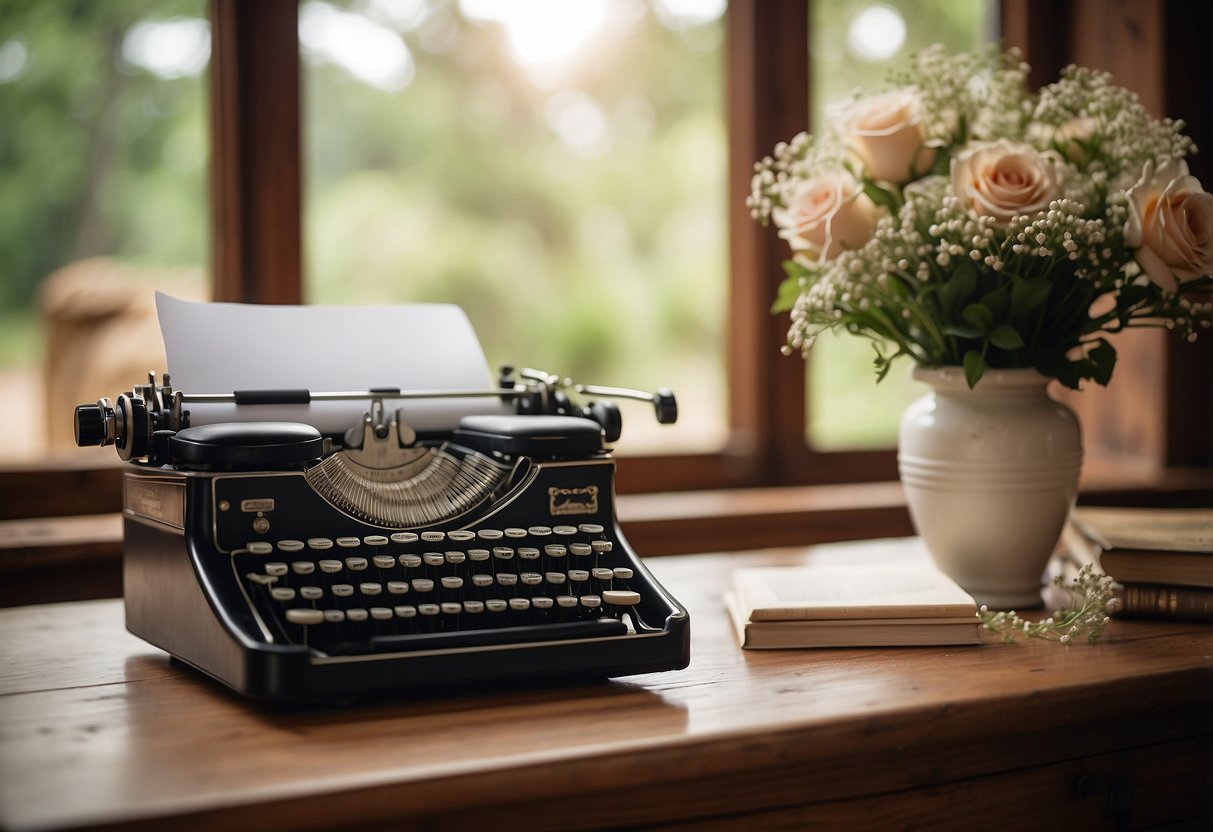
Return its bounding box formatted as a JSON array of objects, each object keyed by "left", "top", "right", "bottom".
[{"left": 2, "top": 538, "right": 1211, "bottom": 831}]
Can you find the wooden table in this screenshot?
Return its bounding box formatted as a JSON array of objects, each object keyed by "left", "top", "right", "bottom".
[{"left": 2, "top": 539, "right": 1210, "bottom": 831}]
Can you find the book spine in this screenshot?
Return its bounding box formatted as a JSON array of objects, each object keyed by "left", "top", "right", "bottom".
[{"left": 1114, "top": 583, "right": 1213, "bottom": 623}]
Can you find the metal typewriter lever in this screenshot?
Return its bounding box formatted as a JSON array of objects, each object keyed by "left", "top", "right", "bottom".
[{"left": 340, "top": 400, "right": 427, "bottom": 470}]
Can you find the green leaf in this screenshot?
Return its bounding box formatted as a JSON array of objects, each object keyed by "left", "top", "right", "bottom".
[
  {"left": 1086, "top": 338, "right": 1117, "bottom": 386},
  {"left": 988, "top": 324, "right": 1025, "bottom": 350},
  {"left": 943, "top": 324, "right": 983, "bottom": 339},
  {"left": 980, "top": 286, "right": 1010, "bottom": 321},
  {"left": 962, "top": 303, "right": 995, "bottom": 332},
  {"left": 963, "top": 349, "right": 986, "bottom": 389},
  {"left": 771, "top": 275, "right": 802, "bottom": 314},
  {"left": 782, "top": 259, "right": 813, "bottom": 280},
  {"left": 1036, "top": 351, "right": 1081, "bottom": 390},
  {"left": 1010, "top": 276, "right": 1051, "bottom": 317},
  {"left": 862, "top": 179, "right": 901, "bottom": 213},
  {"left": 939, "top": 264, "right": 977, "bottom": 317}
]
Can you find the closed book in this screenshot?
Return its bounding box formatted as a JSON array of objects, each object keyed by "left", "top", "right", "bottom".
[
  {"left": 726, "top": 563, "right": 980, "bottom": 649},
  {"left": 1114, "top": 583, "right": 1213, "bottom": 623},
  {"left": 1071, "top": 507, "right": 1213, "bottom": 589}
]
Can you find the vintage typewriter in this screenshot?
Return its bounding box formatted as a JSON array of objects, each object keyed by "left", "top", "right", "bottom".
[{"left": 73, "top": 299, "right": 689, "bottom": 702}]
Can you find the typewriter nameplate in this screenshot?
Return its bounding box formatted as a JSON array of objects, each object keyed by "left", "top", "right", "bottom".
[
  {"left": 125, "top": 477, "right": 186, "bottom": 530},
  {"left": 549, "top": 486, "right": 598, "bottom": 517}
]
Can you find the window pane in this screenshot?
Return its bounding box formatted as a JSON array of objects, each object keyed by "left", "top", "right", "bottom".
[
  {"left": 805, "top": 0, "right": 994, "bottom": 449},
  {"left": 0, "top": 2, "right": 210, "bottom": 462},
  {"left": 303, "top": 0, "right": 727, "bottom": 454}
]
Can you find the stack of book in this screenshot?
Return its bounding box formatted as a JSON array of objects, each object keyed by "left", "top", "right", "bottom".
[
  {"left": 725, "top": 562, "right": 982, "bottom": 648},
  {"left": 1066, "top": 507, "right": 1213, "bottom": 622}
]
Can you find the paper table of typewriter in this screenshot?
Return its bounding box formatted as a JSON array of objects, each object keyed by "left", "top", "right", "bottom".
[{"left": 74, "top": 294, "right": 688, "bottom": 701}]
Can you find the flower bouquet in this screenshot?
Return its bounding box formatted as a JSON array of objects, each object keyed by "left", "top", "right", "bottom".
[{"left": 748, "top": 44, "right": 1213, "bottom": 389}]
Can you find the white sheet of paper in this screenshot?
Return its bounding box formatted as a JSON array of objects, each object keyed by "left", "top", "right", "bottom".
[{"left": 156, "top": 293, "right": 510, "bottom": 434}]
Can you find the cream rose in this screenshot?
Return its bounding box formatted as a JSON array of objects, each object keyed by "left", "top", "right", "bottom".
[
  {"left": 833, "top": 89, "right": 936, "bottom": 185},
  {"left": 1124, "top": 159, "right": 1213, "bottom": 288},
  {"left": 772, "top": 172, "right": 879, "bottom": 261},
  {"left": 951, "top": 140, "right": 1064, "bottom": 227}
]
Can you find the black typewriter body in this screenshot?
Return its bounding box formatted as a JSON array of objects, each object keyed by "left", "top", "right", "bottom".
[{"left": 79, "top": 368, "right": 689, "bottom": 703}]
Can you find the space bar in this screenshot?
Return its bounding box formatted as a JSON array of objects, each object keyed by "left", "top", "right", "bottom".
[{"left": 368, "top": 619, "right": 629, "bottom": 653}]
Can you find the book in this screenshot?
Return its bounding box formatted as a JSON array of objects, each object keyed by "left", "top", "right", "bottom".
[
  {"left": 1070, "top": 507, "right": 1213, "bottom": 589},
  {"left": 725, "top": 563, "right": 981, "bottom": 649},
  {"left": 1115, "top": 583, "right": 1213, "bottom": 623}
]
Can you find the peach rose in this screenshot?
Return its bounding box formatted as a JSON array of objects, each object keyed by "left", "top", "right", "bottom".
[
  {"left": 833, "top": 89, "right": 936, "bottom": 185},
  {"left": 1124, "top": 159, "right": 1213, "bottom": 288},
  {"left": 772, "top": 172, "right": 879, "bottom": 260},
  {"left": 951, "top": 140, "right": 1064, "bottom": 227}
]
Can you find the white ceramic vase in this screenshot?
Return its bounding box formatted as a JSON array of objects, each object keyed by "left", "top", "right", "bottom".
[{"left": 898, "top": 366, "right": 1082, "bottom": 609}]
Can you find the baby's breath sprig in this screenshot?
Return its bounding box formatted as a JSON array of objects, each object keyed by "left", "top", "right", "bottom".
[{"left": 977, "top": 564, "right": 1120, "bottom": 644}]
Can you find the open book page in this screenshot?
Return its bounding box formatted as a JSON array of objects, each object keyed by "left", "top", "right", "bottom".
[{"left": 732, "top": 564, "right": 977, "bottom": 622}]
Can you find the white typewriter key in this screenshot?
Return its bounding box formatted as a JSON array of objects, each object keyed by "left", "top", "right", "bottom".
[
  {"left": 308, "top": 537, "right": 334, "bottom": 550},
  {"left": 286, "top": 608, "right": 324, "bottom": 625},
  {"left": 319, "top": 559, "right": 343, "bottom": 573},
  {"left": 394, "top": 605, "right": 417, "bottom": 618},
  {"left": 553, "top": 525, "right": 577, "bottom": 536},
  {"left": 509, "top": 598, "right": 531, "bottom": 611},
  {"left": 277, "top": 539, "right": 305, "bottom": 553},
  {"left": 399, "top": 554, "right": 422, "bottom": 569},
  {"left": 532, "top": 596, "right": 554, "bottom": 610},
  {"left": 463, "top": 600, "right": 485, "bottom": 614},
  {"left": 603, "top": 590, "right": 641, "bottom": 606},
  {"left": 528, "top": 526, "right": 552, "bottom": 537},
  {"left": 346, "top": 608, "right": 369, "bottom": 622},
  {"left": 493, "top": 547, "right": 514, "bottom": 560},
  {"left": 592, "top": 568, "right": 614, "bottom": 581},
  {"left": 504, "top": 527, "right": 527, "bottom": 539},
  {"left": 373, "top": 555, "right": 396, "bottom": 569},
  {"left": 570, "top": 543, "right": 593, "bottom": 557},
  {"left": 496, "top": 573, "right": 518, "bottom": 587},
  {"left": 418, "top": 603, "right": 440, "bottom": 616},
  {"left": 422, "top": 552, "right": 445, "bottom": 567},
  {"left": 447, "top": 530, "right": 475, "bottom": 542},
  {"left": 477, "top": 529, "right": 503, "bottom": 541},
  {"left": 581, "top": 595, "right": 602, "bottom": 609},
  {"left": 332, "top": 584, "right": 354, "bottom": 597},
  {"left": 467, "top": 548, "right": 490, "bottom": 562},
  {"left": 336, "top": 536, "right": 360, "bottom": 549},
  {"left": 324, "top": 609, "right": 346, "bottom": 623},
  {"left": 591, "top": 540, "right": 614, "bottom": 554},
  {"left": 471, "top": 574, "right": 494, "bottom": 588},
  {"left": 568, "top": 569, "right": 590, "bottom": 582},
  {"left": 545, "top": 572, "right": 567, "bottom": 585},
  {"left": 579, "top": 523, "right": 605, "bottom": 535},
  {"left": 245, "top": 573, "right": 278, "bottom": 586},
  {"left": 544, "top": 544, "right": 567, "bottom": 558},
  {"left": 420, "top": 531, "right": 445, "bottom": 543},
  {"left": 390, "top": 532, "right": 418, "bottom": 544},
  {"left": 613, "top": 567, "right": 634, "bottom": 580},
  {"left": 370, "top": 607, "right": 393, "bottom": 621},
  {"left": 271, "top": 587, "right": 296, "bottom": 601},
  {"left": 520, "top": 572, "right": 542, "bottom": 586},
  {"left": 345, "top": 557, "right": 369, "bottom": 571},
  {"left": 300, "top": 586, "right": 323, "bottom": 600},
  {"left": 292, "top": 561, "right": 316, "bottom": 575},
  {"left": 557, "top": 595, "right": 578, "bottom": 609},
  {"left": 265, "top": 562, "right": 289, "bottom": 577},
  {"left": 517, "top": 547, "right": 540, "bottom": 560},
  {"left": 363, "top": 535, "right": 389, "bottom": 547},
  {"left": 360, "top": 582, "right": 382, "bottom": 596},
  {"left": 441, "top": 602, "right": 462, "bottom": 615},
  {"left": 411, "top": 578, "right": 435, "bottom": 593},
  {"left": 445, "top": 551, "right": 466, "bottom": 565},
  {"left": 485, "top": 599, "right": 508, "bottom": 613},
  {"left": 247, "top": 541, "right": 273, "bottom": 555},
  {"left": 441, "top": 576, "right": 465, "bottom": 590},
  {"left": 387, "top": 581, "right": 409, "bottom": 595}
]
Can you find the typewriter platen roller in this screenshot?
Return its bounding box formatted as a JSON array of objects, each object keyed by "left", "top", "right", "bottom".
[{"left": 76, "top": 363, "right": 689, "bottom": 702}]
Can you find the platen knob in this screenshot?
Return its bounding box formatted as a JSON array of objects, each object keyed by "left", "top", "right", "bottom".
[{"left": 74, "top": 404, "right": 108, "bottom": 447}]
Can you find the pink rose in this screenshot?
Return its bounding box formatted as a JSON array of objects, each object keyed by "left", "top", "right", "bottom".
[
  {"left": 951, "top": 140, "right": 1064, "bottom": 227},
  {"left": 833, "top": 89, "right": 936, "bottom": 185},
  {"left": 772, "top": 172, "right": 879, "bottom": 260},
  {"left": 1124, "top": 159, "right": 1213, "bottom": 288}
]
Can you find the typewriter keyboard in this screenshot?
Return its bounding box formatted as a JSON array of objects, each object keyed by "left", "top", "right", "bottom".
[{"left": 236, "top": 525, "right": 648, "bottom": 655}]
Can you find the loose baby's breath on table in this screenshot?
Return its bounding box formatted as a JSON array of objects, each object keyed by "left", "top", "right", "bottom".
[{"left": 977, "top": 565, "right": 1121, "bottom": 645}]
